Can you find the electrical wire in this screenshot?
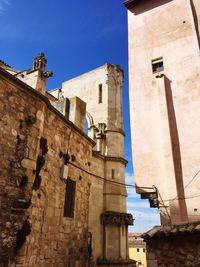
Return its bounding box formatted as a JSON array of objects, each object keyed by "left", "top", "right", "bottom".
[
  {"left": 183, "top": 168, "right": 200, "bottom": 190},
  {"left": 159, "top": 193, "right": 200, "bottom": 203},
  {"left": 168, "top": 211, "right": 200, "bottom": 217},
  {"left": 69, "top": 161, "right": 200, "bottom": 204},
  {"left": 68, "top": 161, "right": 154, "bottom": 190},
  {"left": 156, "top": 168, "right": 200, "bottom": 203},
  {"left": 153, "top": 186, "right": 171, "bottom": 221}
]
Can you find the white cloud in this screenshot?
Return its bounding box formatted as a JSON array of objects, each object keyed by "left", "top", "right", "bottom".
[
  {"left": 125, "top": 172, "right": 138, "bottom": 198},
  {"left": 127, "top": 188, "right": 138, "bottom": 198},
  {"left": 128, "top": 208, "right": 160, "bottom": 233},
  {"left": 0, "top": 0, "right": 10, "bottom": 11},
  {"left": 127, "top": 201, "right": 150, "bottom": 209},
  {"left": 125, "top": 172, "right": 161, "bottom": 232},
  {"left": 130, "top": 210, "right": 160, "bottom": 221},
  {"left": 125, "top": 172, "right": 135, "bottom": 185}
]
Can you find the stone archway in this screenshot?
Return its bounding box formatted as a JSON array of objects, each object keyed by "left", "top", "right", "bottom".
[{"left": 85, "top": 112, "right": 95, "bottom": 140}]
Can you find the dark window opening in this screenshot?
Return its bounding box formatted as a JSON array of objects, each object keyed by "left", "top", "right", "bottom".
[
  {"left": 99, "top": 84, "right": 102, "bottom": 103},
  {"left": 152, "top": 57, "right": 164, "bottom": 73},
  {"left": 111, "top": 169, "right": 115, "bottom": 179},
  {"left": 143, "top": 248, "right": 146, "bottom": 253},
  {"left": 64, "top": 179, "right": 76, "bottom": 218},
  {"left": 137, "top": 248, "right": 140, "bottom": 252}
]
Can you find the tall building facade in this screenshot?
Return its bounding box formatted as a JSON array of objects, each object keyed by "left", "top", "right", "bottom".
[
  {"left": 0, "top": 56, "right": 135, "bottom": 267},
  {"left": 51, "top": 64, "right": 135, "bottom": 266},
  {"left": 125, "top": 0, "right": 200, "bottom": 224}
]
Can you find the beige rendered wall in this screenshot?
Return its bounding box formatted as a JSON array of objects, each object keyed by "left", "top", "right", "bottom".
[
  {"left": 128, "top": 0, "right": 200, "bottom": 224},
  {"left": 88, "top": 155, "right": 104, "bottom": 259},
  {"left": 51, "top": 65, "right": 109, "bottom": 128},
  {"left": 129, "top": 247, "right": 147, "bottom": 267}
]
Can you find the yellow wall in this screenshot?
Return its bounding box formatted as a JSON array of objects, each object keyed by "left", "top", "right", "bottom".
[{"left": 129, "top": 246, "right": 147, "bottom": 267}]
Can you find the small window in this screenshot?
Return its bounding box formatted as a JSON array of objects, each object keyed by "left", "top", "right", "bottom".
[
  {"left": 152, "top": 57, "right": 164, "bottom": 73},
  {"left": 64, "top": 179, "right": 76, "bottom": 218},
  {"left": 137, "top": 248, "right": 140, "bottom": 252},
  {"left": 111, "top": 169, "right": 115, "bottom": 179},
  {"left": 143, "top": 248, "right": 146, "bottom": 253},
  {"left": 99, "top": 84, "right": 102, "bottom": 103}
]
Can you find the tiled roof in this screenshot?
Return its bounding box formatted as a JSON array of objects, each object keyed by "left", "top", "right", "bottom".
[
  {"left": 129, "top": 233, "right": 146, "bottom": 246},
  {"left": 142, "top": 221, "right": 200, "bottom": 239}
]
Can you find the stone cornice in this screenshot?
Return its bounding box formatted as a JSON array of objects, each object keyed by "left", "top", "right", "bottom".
[
  {"left": 101, "top": 211, "right": 134, "bottom": 226},
  {"left": 93, "top": 151, "right": 128, "bottom": 166},
  {"left": 105, "top": 129, "right": 125, "bottom": 136}
]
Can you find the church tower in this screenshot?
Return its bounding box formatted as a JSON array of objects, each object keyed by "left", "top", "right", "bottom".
[{"left": 51, "top": 64, "right": 134, "bottom": 266}]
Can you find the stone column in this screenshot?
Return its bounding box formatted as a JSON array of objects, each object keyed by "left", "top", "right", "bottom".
[
  {"left": 125, "top": 226, "right": 129, "bottom": 259},
  {"left": 97, "top": 211, "right": 136, "bottom": 267}
]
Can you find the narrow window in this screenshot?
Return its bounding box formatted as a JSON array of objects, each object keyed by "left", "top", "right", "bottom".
[
  {"left": 64, "top": 179, "right": 76, "bottom": 218},
  {"left": 143, "top": 248, "right": 146, "bottom": 253},
  {"left": 111, "top": 169, "right": 115, "bottom": 179},
  {"left": 99, "top": 84, "right": 102, "bottom": 103},
  {"left": 137, "top": 248, "right": 140, "bottom": 252},
  {"left": 152, "top": 57, "right": 164, "bottom": 73}
]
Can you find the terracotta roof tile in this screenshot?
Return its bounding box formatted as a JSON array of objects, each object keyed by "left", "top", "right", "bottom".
[{"left": 143, "top": 221, "right": 200, "bottom": 239}]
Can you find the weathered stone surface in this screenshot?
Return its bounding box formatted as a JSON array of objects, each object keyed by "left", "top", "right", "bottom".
[
  {"left": 1, "top": 60, "right": 132, "bottom": 267},
  {"left": 145, "top": 233, "right": 200, "bottom": 267},
  {"left": 0, "top": 69, "right": 93, "bottom": 266}
]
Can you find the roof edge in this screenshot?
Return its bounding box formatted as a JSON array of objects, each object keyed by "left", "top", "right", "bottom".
[
  {"left": 124, "top": 0, "right": 141, "bottom": 8},
  {"left": 0, "top": 66, "right": 95, "bottom": 147}
]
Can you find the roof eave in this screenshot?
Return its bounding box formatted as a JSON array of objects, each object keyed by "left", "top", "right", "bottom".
[{"left": 123, "top": 0, "right": 141, "bottom": 8}]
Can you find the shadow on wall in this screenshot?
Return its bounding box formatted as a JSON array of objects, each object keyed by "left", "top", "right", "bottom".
[
  {"left": 164, "top": 76, "right": 188, "bottom": 222},
  {"left": 190, "top": 0, "right": 200, "bottom": 51},
  {"left": 129, "top": 0, "right": 173, "bottom": 15}
]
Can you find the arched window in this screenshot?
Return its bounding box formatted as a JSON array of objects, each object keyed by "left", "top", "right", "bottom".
[{"left": 84, "top": 118, "right": 89, "bottom": 135}]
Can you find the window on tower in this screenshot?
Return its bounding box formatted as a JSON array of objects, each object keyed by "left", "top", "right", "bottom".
[
  {"left": 111, "top": 169, "right": 115, "bottom": 179},
  {"left": 98, "top": 84, "right": 103, "bottom": 103},
  {"left": 152, "top": 57, "right": 164, "bottom": 73}
]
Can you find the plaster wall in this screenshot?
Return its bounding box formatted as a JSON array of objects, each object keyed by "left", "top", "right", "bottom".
[
  {"left": 128, "top": 0, "right": 200, "bottom": 223},
  {"left": 51, "top": 65, "right": 109, "bottom": 128}
]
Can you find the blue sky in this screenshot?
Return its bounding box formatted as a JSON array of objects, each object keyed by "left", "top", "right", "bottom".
[{"left": 0, "top": 0, "right": 160, "bottom": 232}]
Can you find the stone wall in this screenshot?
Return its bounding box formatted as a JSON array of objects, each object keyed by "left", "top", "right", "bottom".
[
  {"left": 50, "top": 64, "right": 131, "bottom": 264},
  {"left": 145, "top": 233, "right": 200, "bottom": 267},
  {"left": 0, "top": 68, "right": 93, "bottom": 267}
]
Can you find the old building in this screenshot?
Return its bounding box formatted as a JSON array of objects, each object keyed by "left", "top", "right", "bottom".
[
  {"left": 0, "top": 55, "right": 135, "bottom": 267},
  {"left": 129, "top": 233, "right": 147, "bottom": 267},
  {"left": 51, "top": 63, "right": 135, "bottom": 267},
  {"left": 124, "top": 0, "right": 200, "bottom": 224},
  {"left": 142, "top": 221, "right": 200, "bottom": 267},
  {"left": 124, "top": 0, "right": 200, "bottom": 266}
]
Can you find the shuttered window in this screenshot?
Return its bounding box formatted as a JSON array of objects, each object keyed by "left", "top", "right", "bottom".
[{"left": 64, "top": 179, "right": 76, "bottom": 218}]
